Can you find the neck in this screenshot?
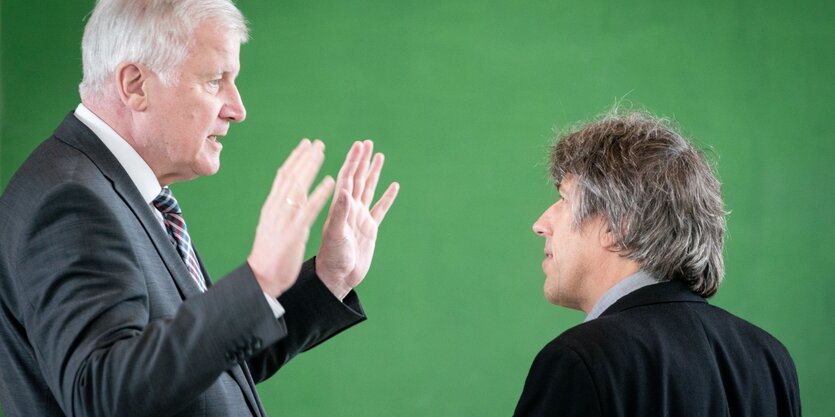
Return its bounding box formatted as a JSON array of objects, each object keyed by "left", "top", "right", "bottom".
[
  {"left": 580, "top": 256, "right": 641, "bottom": 313},
  {"left": 82, "top": 95, "right": 167, "bottom": 186},
  {"left": 82, "top": 95, "right": 133, "bottom": 144}
]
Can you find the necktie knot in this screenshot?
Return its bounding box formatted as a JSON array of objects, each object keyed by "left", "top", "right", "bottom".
[{"left": 152, "top": 187, "right": 182, "bottom": 215}]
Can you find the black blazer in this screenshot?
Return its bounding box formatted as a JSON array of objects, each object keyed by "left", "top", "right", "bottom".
[
  {"left": 0, "top": 113, "right": 366, "bottom": 417},
  {"left": 514, "top": 281, "right": 801, "bottom": 417}
]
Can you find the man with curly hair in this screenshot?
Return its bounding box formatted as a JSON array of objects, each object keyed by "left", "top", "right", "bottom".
[{"left": 515, "top": 110, "right": 800, "bottom": 416}]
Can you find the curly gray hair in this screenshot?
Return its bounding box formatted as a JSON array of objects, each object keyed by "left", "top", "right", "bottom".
[{"left": 550, "top": 110, "right": 727, "bottom": 297}]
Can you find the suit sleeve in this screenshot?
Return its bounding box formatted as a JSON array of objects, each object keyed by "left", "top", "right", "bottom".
[
  {"left": 244, "top": 257, "right": 366, "bottom": 383},
  {"left": 14, "top": 183, "right": 290, "bottom": 417},
  {"left": 513, "top": 341, "right": 603, "bottom": 417}
]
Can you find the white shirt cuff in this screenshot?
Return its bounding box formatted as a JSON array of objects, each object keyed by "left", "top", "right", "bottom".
[{"left": 263, "top": 292, "right": 285, "bottom": 319}]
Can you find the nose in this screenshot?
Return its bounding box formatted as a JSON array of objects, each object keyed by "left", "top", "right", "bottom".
[
  {"left": 532, "top": 210, "right": 550, "bottom": 237},
  {"left": 220, "top": 83, "right": 247, "bottom": 123}
]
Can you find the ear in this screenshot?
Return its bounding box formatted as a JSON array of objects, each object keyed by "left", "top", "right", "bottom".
[
  {"left": 598, "top": 221, "right": 620, "bottom": 252},
  {"left": 115, "top": 63, "right": 149, "bottom": 111}
]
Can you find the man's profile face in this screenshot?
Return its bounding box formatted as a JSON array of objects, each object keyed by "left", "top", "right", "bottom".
[
  {"left": 532, "top": 176, "right": 608, "bottom": 310},
  {"left": 140, "top": 19, "right": 246, "bottom": 185}
]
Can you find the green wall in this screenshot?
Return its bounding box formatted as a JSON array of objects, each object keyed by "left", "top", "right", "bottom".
[{"left": 2, "top": 1, "right": 833, "bottom": 416}]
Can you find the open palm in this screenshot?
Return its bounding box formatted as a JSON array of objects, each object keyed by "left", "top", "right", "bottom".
[{"left": 316, "top": 140, "right": 399, "bottom": 300}]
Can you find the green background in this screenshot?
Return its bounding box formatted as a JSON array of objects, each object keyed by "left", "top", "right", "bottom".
[{"left": 2, "top": 0, "right": 833, "bottom": 416}]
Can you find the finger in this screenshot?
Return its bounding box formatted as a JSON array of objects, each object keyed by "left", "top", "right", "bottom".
[
  {"left": 270, "top": 139, "right": 311, "bottom": 198},
  {"left": 370, "top": 182, "right": 400, "bottom": 224},
  {"left": 352, "top": 140, "right": 373, "bottom": 200},
  {"left": 294, "top": 139, "right": 326, "bottom": 192},
  {"left": 335, "top": 141, "right": 362, "bottom": 197},
  {"left": 361, "top": 153, "right": 384, "bottom": 207},
  {"left": 280, "top": 138, "right": 312, "bottom": 178},
  {"left": 304, "top": 176, "right": 335, "bottom": 226}
]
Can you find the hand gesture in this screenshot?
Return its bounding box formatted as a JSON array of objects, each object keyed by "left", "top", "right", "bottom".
[
  {"left": 248, "top": 139, "right": 335, "bottom": 298},
  {"left": 316, "top": 140, "right": 400, "bottom": 300}
]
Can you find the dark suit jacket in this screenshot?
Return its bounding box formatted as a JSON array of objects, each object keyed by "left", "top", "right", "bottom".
[
  {"left": 0, "top": 113, "right": 366, "bottom": 417},
  {"left": 514, "top": 281, "right": 801, "bottom": 417}
]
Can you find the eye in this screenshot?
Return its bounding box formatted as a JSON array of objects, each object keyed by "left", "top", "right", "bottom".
[{"left": 207, "top": 79, "right": 221, "bottom": 90}]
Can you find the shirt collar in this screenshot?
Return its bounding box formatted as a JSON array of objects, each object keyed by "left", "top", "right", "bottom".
[
  {"left": 74, "top": 103, "right": 162, "bottom": 204},
  {"left": 585, "top": 270, "right": 660, "bottom": 322}
]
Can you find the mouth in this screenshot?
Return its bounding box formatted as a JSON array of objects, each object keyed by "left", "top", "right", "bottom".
[
  {"left": 207, "top": 135, "right": 223, "bottom": 144},
  {"left": 544, "top": 250, "right": 553, "bottom": 259}
]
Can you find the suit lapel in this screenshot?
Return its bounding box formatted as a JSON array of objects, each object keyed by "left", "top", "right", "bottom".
[{"left": 53, "top": 112, "right": 201, "bottom": 300}]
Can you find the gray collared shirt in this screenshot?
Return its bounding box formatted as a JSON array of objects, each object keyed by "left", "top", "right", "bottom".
[{"left": 585, "top": 270, "right": 659, "bottom": 322}]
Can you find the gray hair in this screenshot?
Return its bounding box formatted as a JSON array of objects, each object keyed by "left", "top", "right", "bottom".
[
  {"left": 549, "top": 110, "right": 727, "bottom": 297},
  {"left": 79, "top": 0, "right": 249, "bottom": 99}
]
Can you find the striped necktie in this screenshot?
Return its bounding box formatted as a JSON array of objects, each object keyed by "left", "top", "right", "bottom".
[{"left": 152, "top": 188, "right": 208, "bottom": 292}]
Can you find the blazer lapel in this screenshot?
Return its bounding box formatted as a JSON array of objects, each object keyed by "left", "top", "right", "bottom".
[{"left": 52, "top": 112, "right": 202, "bottom": 300}]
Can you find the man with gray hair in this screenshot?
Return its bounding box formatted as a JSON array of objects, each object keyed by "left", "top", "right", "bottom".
[
  {"left": 514, "top": 111, "right": 800, "bottom": 416},
  {"left": 0, "top": 1, "right": 398, "bottom": 416}
]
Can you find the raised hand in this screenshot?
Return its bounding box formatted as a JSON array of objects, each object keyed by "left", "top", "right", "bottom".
[
  {"left": 248, "top": 139, "right": 335, "bottom": 298},
  {"left": 316, "top": 140, "right": 400, "bottom": 300}
]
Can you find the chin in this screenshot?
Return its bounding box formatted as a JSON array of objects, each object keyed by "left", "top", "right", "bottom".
[
  {"left": 194, "top": 159, "right": 222, "bottom": 177},
  {"left": 544, "top": 289, "right": 564, "bottom": 306},
  {"left": 543, "top": 278, "right": 560, "bottom": 305},
  {"left": 205, "top": 165, "right": 221, "bottom": 176}
]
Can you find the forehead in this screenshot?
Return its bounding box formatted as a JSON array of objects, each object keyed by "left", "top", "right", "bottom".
[{"left": 557, "top": 174, "right": 577, "bottom": 194}]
